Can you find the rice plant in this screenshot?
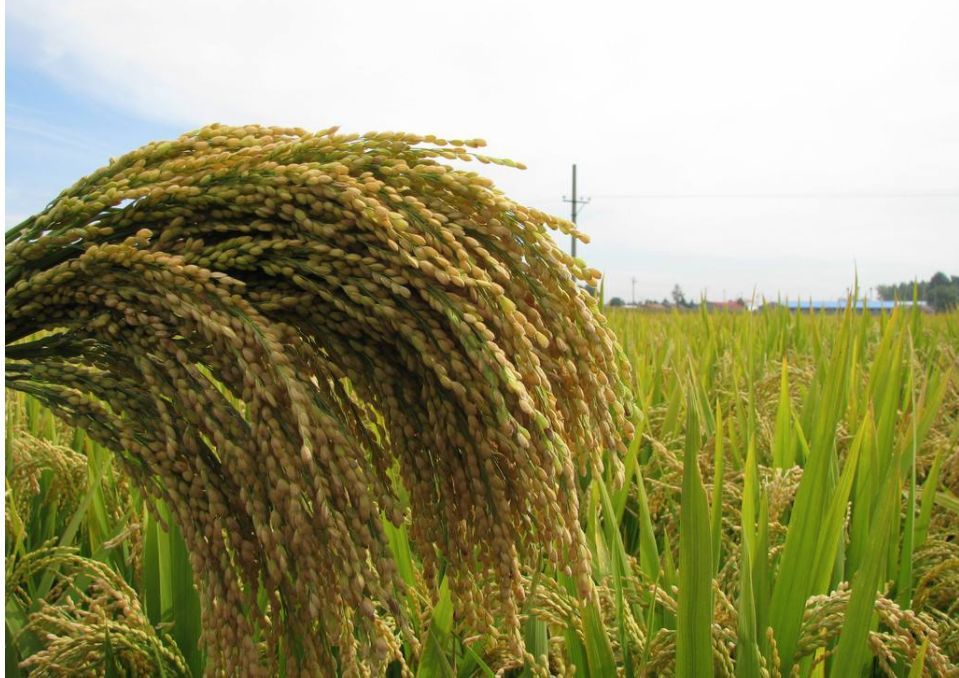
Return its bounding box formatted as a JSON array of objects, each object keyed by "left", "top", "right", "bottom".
[
  {"left": 5, "top": 125, "right": 633, "bottom": 675},
  {"left": 5, "top": 126, "right": 959, "bottom": 676}
]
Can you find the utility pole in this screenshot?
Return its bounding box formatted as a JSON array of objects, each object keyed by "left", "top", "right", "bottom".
[
  {"left": 631, "top": 277, "right": 637, "bottom": 306},
  {"left": 562, "top": 164, "right": 590, "bottom": 258}
]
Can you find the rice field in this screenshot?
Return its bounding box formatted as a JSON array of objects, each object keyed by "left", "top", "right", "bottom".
[
  {"left": 5, "top": 125, "right": 959, "bottom": 676},
  {"left": 7, "top": 302, "right": 959, "bottom": 676}
]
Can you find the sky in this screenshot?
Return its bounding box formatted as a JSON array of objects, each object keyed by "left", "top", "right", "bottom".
[{"left": 5, "top": 0, "right": 959, "bottom": 303}]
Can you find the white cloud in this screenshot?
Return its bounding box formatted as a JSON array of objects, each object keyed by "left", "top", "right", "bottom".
[{"left": 7, "top": 0, "right": 959, "bottom": 300}]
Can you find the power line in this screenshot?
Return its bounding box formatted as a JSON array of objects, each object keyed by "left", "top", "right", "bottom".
[
  {"left": 527, "top": 191, "right": 959, "bottom": 207},
  {"left": 587, "top": 192, "right": 959, "bottom": 199}
]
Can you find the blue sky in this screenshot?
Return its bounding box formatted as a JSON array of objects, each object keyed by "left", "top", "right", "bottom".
[
  {"left": 6, "top": 0, "right": 959, "bottom": 302},
  {"left": 6, "top": 59, "right": 182, "bottom": 225}
]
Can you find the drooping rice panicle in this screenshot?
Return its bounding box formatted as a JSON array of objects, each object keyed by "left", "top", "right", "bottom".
[{"left": 5, "top": 124, "right": 635, "bottom": 675}]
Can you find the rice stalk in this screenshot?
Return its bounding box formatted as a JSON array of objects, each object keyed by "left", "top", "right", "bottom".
[{"left": 5, "top": 124, "right": 635, "bottom": 675}]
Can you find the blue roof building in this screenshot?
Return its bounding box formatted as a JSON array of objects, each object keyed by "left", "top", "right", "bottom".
[{"left": 766, "top": 299, "right": 929, "bottom": 313}]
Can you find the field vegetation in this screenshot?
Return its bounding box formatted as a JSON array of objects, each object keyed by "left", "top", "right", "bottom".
[
  {"left": 7, "top": 304, "right": 958, "bottom": 675},
  {"left": 4, "top": 125, "right": 959, "bottom": 676}
]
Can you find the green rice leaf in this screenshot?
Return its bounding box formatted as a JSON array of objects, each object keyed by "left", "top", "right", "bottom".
[
  {"left": 831, "top": 458, "right": 901, "bottom": 677},
  {"left": 676, "top": 395, "right": 713, "bottom": 678},
  {"left": 417, "top": 577, "right": 454, "bottom": 678}
]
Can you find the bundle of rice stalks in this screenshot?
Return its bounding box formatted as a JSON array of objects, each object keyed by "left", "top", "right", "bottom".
[
  {"left": 7, "top": 545, "right": 187, "bottom": 676},
  {"left": 5, "top": 124, "right": 634, "bottom": 674},
  {"left": 5, "top": 428, "right": 89, "bottom": 534},
  {"left": 797, "top": 586, "right": 955, "bottom": 676}
]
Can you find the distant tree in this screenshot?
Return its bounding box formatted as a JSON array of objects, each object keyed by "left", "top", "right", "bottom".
[
  {"left": 930, "top": 272, "right": 950, "bottom": 285},
  {"left": 927, "top": 272, "right": 959, "bottom": 312},
  {"left": 928, "top": 286, "right": 958, "bottom": 312},
  {"left": 877, "top": 280, "right": 923, "bottom": 301},
  {"left": 876, "top": 272, "right": 958, "bottom": 312},
  {"left": 671, "top": 284, "right": 687, "bottom": 307},
  {"left": 608, "top": 296, "right": 625, "bottom": 307}
]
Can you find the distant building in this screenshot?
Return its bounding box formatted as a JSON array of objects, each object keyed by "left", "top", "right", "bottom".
[{"left": 764, "top": 300, "right": 930, "bottom": 314}]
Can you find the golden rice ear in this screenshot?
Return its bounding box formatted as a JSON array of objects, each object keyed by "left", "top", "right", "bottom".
[
  {"left": 8, "top": 545, "right": 189, "bottom": 675},
  {"left": 5, "top": 124, "right": 634, "bottom": 675}
]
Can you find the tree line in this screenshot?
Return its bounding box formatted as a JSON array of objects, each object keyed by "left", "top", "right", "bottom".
[{"left": 877, "top": 272, "right": 959, "bottom": 312}]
